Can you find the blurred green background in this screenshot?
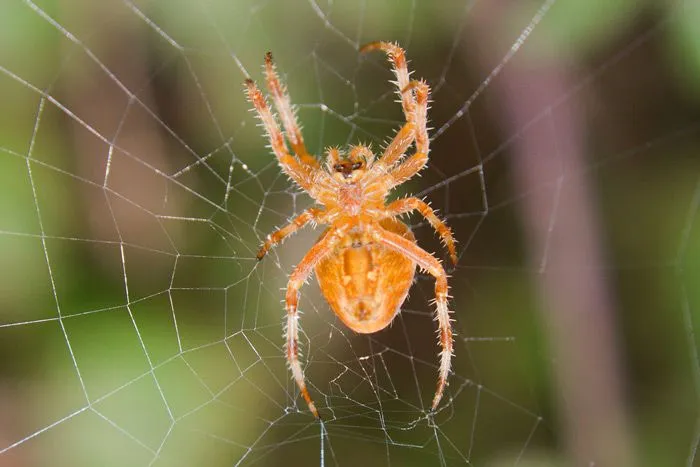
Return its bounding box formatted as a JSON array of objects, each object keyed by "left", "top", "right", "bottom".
[{"left": 1, "top": 0, "right": 700, "bottom": 466}]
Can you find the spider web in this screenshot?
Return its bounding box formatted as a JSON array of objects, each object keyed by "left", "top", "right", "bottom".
[{"left": 1, "top": 0, "right": 700, "bottom": 465}]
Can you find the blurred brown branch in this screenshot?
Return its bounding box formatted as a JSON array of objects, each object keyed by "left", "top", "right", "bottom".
[{"left": 468, "top": 2, "right": 634, "bottom": 465}]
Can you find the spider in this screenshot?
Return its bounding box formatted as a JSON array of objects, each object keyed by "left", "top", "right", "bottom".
[{"left": 245, "top": 42, "right": 457, "bottom": 419}]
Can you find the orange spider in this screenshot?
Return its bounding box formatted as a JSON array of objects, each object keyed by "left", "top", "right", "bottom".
[{"left": 246, "top": 42, "right": 457, "bottom": 419}]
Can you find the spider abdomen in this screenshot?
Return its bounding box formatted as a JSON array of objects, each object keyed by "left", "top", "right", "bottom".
[{"left": 315, "top": 218, "right": 416, "bottom": 334}]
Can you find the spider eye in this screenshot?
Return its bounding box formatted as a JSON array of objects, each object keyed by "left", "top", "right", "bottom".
[
  {"left": 333, "top": 164, "right": 344, "bottom": 172},
  {"left": 352, "top": 162, "right": 363, "bottom": 170}
]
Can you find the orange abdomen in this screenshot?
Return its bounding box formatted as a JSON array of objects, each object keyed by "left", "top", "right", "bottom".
[{"left": 315, "top": 218, "right": 416, "bottom": 334}]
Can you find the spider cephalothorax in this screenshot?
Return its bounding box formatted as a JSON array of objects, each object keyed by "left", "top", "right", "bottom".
[{"left": 246, "top": 43, "right": 457, "bottom": 419}]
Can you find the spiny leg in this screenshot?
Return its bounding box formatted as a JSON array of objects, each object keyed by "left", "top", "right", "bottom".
[
  {"left": 244, "top": 79, "right": 315, "bottom": 192},
  {"left": 285, "top": 226, "right": 347, "bottom": 418},
  {"left": 361, "top": 41, "right": 416, "bottom": 125},
  {"left": 263, "top": 52, "right": 319, "bottom": 168},
  {"left": 362, "top": 44, "right": 431, "bottom": 179},
  {"left": 369, "top": 224, "right": 453, "bottom": 411},
  {"left": 257, "top": 208, "right": 324, "bottom": 260},
  {"left": 362, "top": 42, "right": 419, "bottom": 171},
  {"left": 377, "top": 83, "right": 430, "bottom": 188},
  {"left": 385, "top": 197, "right": 457, "bottom": 265},
  {"left": 383, "top": 151, "right": 427, "bottom": 189},
  {"left": 402, "top": 79, "right": 430, "bottom": 155},
  {"left": 376, "top": 82, "right": 430, "bottom": 179},
  {"left": 375, "top": 122, "right": 415, "bottom": 170}
]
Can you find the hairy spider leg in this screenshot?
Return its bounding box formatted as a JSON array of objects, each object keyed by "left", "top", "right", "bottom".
[
  {"left": 257, "top": 207, "right": 325, "bottom": 260},
  {"left": 382, "top": 80, "right": 431, "bottom": 183},
  {"left": 361, "top": 41, "right": 416, "bottom": 126},
  {"left": 369, "top": 224, "right": 453, "bottom": 410},
  {"left": 285, "top": 226, "right": 348, "bottom": 418},
  {"left": 362, "top": 43, "right": 430, "bottom": 160},
  {"left": 263, "top": 52, "right": 319, "bottom": 169},
  {"left": 402, "top": 79, "right": 430, "bottom": 155},
  {"left": 385, "top": 197, "right": 457, "bottom": 265},
  {"left": 245, "top": 79, "right": 316, "bottom": 193},
  {"left": 363, "top": 44, "right": 432, "bottom": 196},
  {"left": 375, "top": 122, "right": 416, "bottom": 170}
]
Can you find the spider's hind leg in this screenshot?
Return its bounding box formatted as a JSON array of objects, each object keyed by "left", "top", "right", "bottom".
[
  {"left": 283, "top": 226, "right": 347, "bottom": 418},
  {"left": 369, "top": 224, "right": 453, "bottom": 411}
]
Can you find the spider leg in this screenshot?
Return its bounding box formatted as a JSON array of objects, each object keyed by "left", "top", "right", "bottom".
[
  {"left": 257, "top": 207, "right": 325, "bottom": 260},
  {"left": 378, "top": 82, "right": 430, "bottom": 187},
  {"left": 361, "top": 41, "right": 416, "bottom": 125},
  {"left": 362, "top": 43, "right": 431, "bottom": 181},
  {"left": 374, "top": 122, "right": 415, "bottom": 170},
  {"left": 402, "top": 79, "right": 430, "bottom": 155},
  {"left": 285, "top": 226, "right": 347, "bottom": 418},
  {"left": 383, "top": 151, "right": 427, "bottom": 188},
  {"left": 385, "top": 197, "right": 457, "bottom": 265},
  {"left": 369, "top": 224, "right": 453, "bottom": 411},
  {"left": 245, "top": 79, "right": 316, "bottom": 193},
  {"left": 264, "top": 52, "right": 319, "bottom": 169}
]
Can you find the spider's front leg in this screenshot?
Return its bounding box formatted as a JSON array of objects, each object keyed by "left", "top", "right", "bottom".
[
  {"left": 257, "top": 208, "right": 324, "bottom": 260},
  {"left": 378, "top": 84, "right": 431, "bottom": 188},
  {"left": 285, "top": 226, "right": 347, "bottom": 418},
  {"left": 362, "top": 43, "right": 430, "bottom": 168},
  {"left": 244, "top": 79, "right": 316, "bottom": 193},
  {"left": 369, "top": 224, "right": 453, "bottom": 411},
  {"left": 385, "top": 197, "right": 457, "bottom": 265},
  {"left": 374, "top": 122, "right": 416, "bottom": 171},
  {"left": 360, "top": 41, "right": 415, "bottom": 125},
  {"left": 402, "top": 79, "right": 430, "bottom": 155},
  {"left": 263, "top": 53, "right": 319, "bottom": 169},
  {"left": 374, "top": 81, "right": 430, "bottom": 181}
]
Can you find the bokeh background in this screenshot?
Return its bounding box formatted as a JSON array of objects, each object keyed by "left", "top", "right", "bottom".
[{"left": 1, "top": 0, "right": 700, "bottom": 466}]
